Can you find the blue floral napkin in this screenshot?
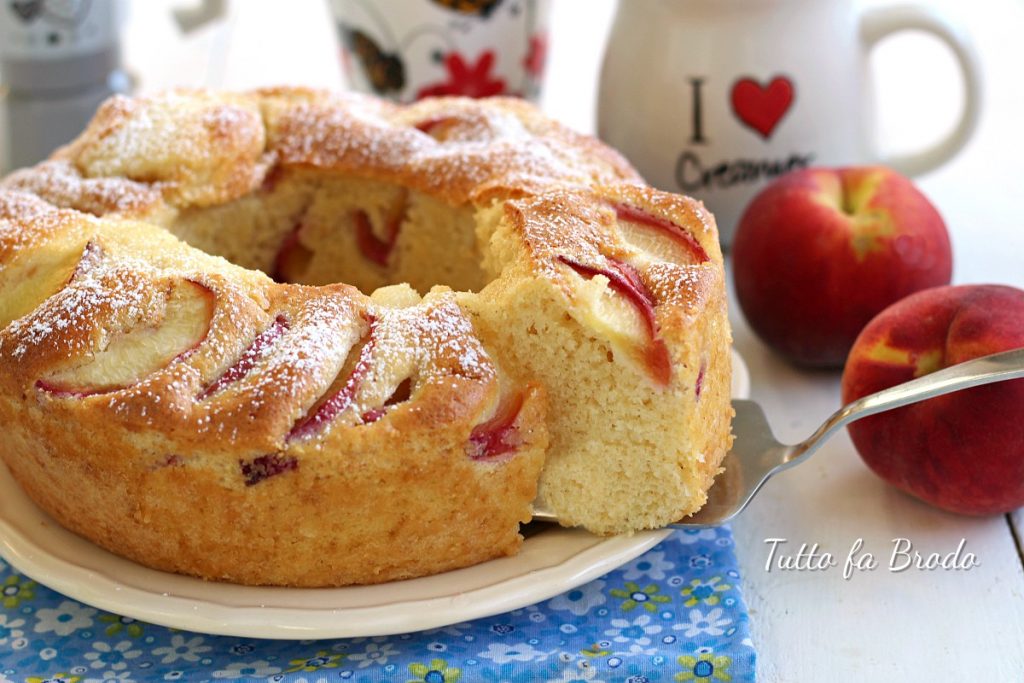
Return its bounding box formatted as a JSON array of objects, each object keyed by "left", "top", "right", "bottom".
[{"left": 0, "top": 527, "right": 755, "bottom": 683}]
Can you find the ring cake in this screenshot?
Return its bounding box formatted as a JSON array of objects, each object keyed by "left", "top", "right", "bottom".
[{"left": 0, "top": 89, "right": 733, "bottom": 586}]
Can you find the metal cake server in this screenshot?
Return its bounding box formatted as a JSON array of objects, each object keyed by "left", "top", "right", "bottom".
[{"left": 531, "top": 347, "right": 1024, "bottom": 529}]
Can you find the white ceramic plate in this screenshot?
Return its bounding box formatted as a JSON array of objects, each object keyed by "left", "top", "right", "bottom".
[{"left": 0, "top": 350, "right": 750, "bottom": 639}]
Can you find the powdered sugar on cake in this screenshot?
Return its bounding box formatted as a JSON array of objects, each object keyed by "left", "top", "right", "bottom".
[{"left": 0, "top": 87, "right": 731, "bottom": 587}]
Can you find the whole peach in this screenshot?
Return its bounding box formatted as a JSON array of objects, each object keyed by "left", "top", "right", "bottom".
[
  {"left": 841, "top": 284, "right": 1024, "bottom": 515},
  {"left": 733, "top": 167, "right": 952, "bottom": 367}
]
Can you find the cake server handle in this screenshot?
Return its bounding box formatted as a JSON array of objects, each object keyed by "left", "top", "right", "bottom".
[
  {"left": 665, "top": 346, "right": 1024, "bottom": 529},
  {"left": 783, "top": 346, "right": 1024, "bottom": 467}
]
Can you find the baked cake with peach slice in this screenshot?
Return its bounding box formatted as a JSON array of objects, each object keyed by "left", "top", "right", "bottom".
[{"left": 0, "top": 88, "right": 732, "bottom": 586}]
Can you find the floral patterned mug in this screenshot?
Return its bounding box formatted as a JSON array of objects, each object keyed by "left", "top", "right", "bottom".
[{"left": 328, "top": 0, "right": 550, "bottom": 103}]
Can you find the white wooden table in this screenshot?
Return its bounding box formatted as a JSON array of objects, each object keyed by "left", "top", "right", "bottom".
[{"left": 120, "top": 1, "right": 1024, "bottom": 679}]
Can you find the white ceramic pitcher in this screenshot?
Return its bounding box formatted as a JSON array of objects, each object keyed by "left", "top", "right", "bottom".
[{"left": 598, "top": 0, "right": 982, "bottom": 245}]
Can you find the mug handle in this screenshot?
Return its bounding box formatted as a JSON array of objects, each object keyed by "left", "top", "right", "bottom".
[{"left": 860, "top": 5, "right": 982, "bottom": 176}]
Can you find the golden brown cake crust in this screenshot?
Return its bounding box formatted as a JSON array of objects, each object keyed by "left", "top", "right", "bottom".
[
  {"left": 4, "top": 88, "right": 640, "bottom": 215},
  {"left": 0, "top": 88, "right": 731, "bottom": 585}
]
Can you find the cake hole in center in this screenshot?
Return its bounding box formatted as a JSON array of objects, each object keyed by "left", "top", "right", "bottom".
[{"left": 168, "top": 172, "right": 494, "bottom": 297}]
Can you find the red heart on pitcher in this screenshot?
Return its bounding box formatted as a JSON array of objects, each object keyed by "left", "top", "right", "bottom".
[{"left": 731, "top": 76, "right": 795, "bottom": 139}]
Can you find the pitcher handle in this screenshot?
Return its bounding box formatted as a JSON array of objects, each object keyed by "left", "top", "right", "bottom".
[{"left": 860, "top": 4, "right": 982, "bottom": 176}]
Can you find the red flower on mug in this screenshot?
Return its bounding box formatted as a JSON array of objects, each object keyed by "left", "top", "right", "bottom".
[
  {"left": 417, "top": 50, "right": 507, "bottom": 99},
  {"left": 523, "top": 33, "right": 548, "bottom": 79}
]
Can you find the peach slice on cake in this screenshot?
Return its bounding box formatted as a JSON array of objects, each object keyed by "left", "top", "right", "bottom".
[
  {"left": 353, "top": 210, "right": 401, "bottom": 267},
  {"left": 555, "top": 203, "right": 712, "bottom": 386},
  {"left": 287, "top": 315, "right": 379, "bottom": 442},
  {"left": 612, "top": 202, "right": 709, "bottom": 266},
  {"left": 199, "top": 314, "right": 289, "bottom": 399},
  {"left": 0, "top": 240, "right": 99, "bottom": 328},
  {"left": 37, "top": 279, "right": 215, "bottom": 397},
  {"left": 413, "top": 116, "right": 456, "bottom": 137},
  {"left": 558, "top": 255, "right": 671, "bottom": 385},
  {"left": 273, "top": 200, "right": 407, "bottom": 283},
  {"left": 466, "top": 392, "right": 526, "bottom": 460},
  {"left": 360, "top": 377, "right": 412, "bottom": 424},
  {"left": 354, "top": 190, "right": 408, "bottom": 268}
]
